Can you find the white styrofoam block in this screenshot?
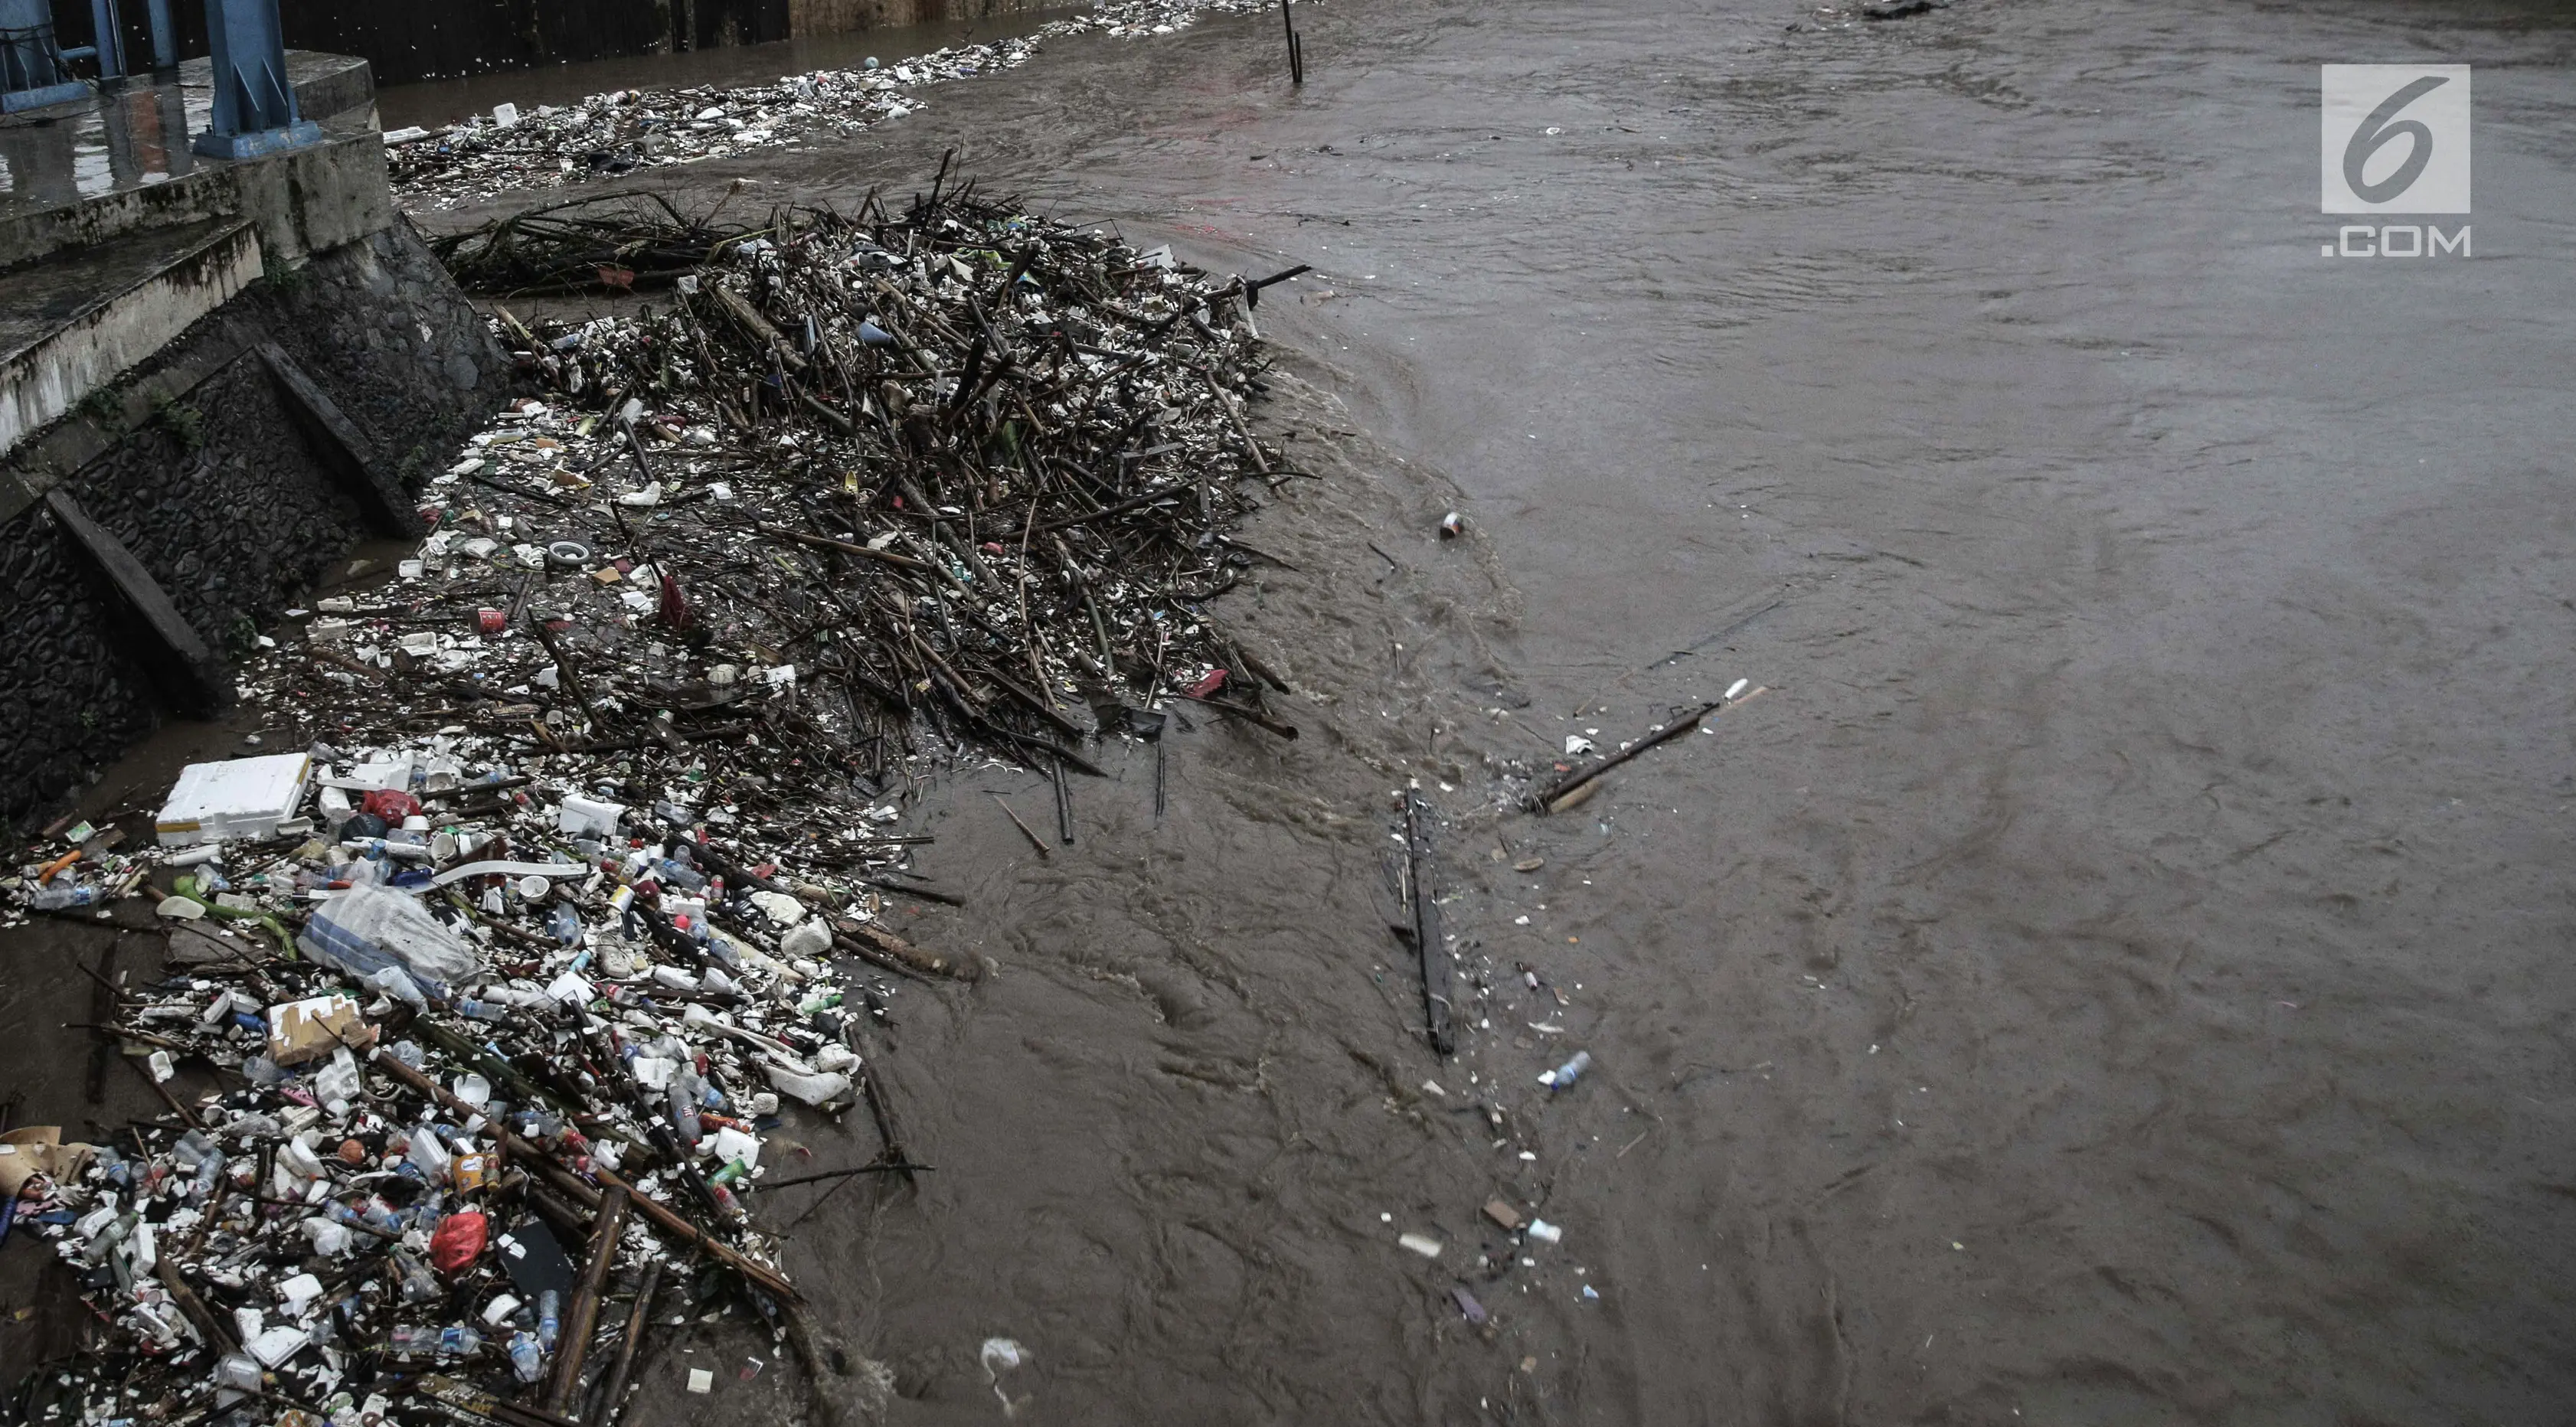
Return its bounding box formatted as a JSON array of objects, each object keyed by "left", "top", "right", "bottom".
[
  {"left": 155, "top": 753, "right": 313, "bottom": 847},
  {"left": 559, "top": 795, "right": 626, "bottom": 836}
]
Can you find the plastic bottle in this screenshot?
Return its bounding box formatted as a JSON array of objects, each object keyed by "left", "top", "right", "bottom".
[
  {"left": 302, "top": 1217, "right": 353, "bottom": 1256},
  {"left": 394, "top": 1250, "right": 441, "bottom": 1304},
  {"left": 389, "top": 1324, "right": 436, "bottom": 1360},
  {"left": 169, "top": 1128, "right": 215, "bottom": 1170},
  {"left": 508, "top": 1331, "right": 544, "bottom": 1382},
  {"left": 667, "top": 1081, "right": 702, "bottom": 1148},
  {"left": 537, "top": 1289, "right": 561, "bottom": 1350},
  {"left": 763, "top": 1063, "right": 853, "bottom": 1107},
  {"left": 80, "top": 1212, "right": 137, "bottom": 1265},
  {"left": 549, "top": 903, "right": 583, "bottom": 944},
  {"left": 440, "top": 1323, "right": 483, "bottom": 1359},
  {"left": 224, "top": 1112, "right": 283, "bottom": 1141},
  {"left": 192, "top": 1151, "right": 226, "bottom": 1199},
  {"left": 30, "top": 883, "right": 97, "bottom": 910},
  {"left": 1538, "top": 1050, "right": 1593, "bottom": 1090},
  {"left": 456, "top": 997, "right": 510, "bottom": 1024}
]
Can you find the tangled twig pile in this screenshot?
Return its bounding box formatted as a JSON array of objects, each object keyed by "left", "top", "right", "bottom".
[{"left": 410, "top": 173, "right": 1309, "bottom": 793}]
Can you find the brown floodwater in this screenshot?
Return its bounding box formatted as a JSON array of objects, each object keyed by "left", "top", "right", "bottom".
[{"left": 12, "top": 0, "right": 2575, "bottom": 1421}]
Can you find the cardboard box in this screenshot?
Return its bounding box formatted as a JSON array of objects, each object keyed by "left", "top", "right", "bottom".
[
  {"left": 264, "top": 994, "right": 376, "bottom": 1066},
  {"left": 155, "top": 753, "right": 314, "bottom": 847},
  {"left": 0, "top": 1127, "right": 95, "bottom": 1199}
]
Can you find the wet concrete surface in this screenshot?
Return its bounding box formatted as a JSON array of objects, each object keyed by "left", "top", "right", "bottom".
[{"left": 12, "top": 0, "right": 2576, "bottom": 1421}]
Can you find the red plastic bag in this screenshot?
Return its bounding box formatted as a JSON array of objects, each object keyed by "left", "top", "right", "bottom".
[
  {"left": 363, "top": 789, "right": 423, "bottom": 821},
  {"left": 430, "top": 1210, "right": 488, "bottom": 1273},
  {"left": 1185, "top": 668, "right": 1227, "bottom": 699}
]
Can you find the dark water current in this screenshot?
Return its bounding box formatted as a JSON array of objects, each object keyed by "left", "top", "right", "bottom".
[
  {"left": 13, "top": 1, "right": 2575, "bottom": 1422},
  {"left": 554, "top": 1, "right": 2576, "bottom": 1418}
]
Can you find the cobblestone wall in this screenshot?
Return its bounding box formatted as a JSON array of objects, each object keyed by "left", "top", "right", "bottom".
[
  {"left": 0, "top": 220, "right": 509, "bottom": 829},
  {"left": 0, "top": 521, "right": 164, "bottom": 817}
]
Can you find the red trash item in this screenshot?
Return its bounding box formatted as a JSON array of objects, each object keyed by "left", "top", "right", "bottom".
[
  {"left": 659, "top": 571, "right": 691, "bottom": 630},
  {"left": 1185, "top": 668, "right": 1228, "bottom": 699},
  {"left": 362, "top": 789, "right": 423, "bottom": 821},
  {"left": 429, "top": 1210, "right": 489, "bottom": 1273},
  {"left": 476, "top": 608, "right": 506, "bottom": 635}
]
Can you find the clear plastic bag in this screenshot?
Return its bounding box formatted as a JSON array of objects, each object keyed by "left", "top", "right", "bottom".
[{"left": 297, "top": 884, "right": 483, "bottom": 1001}]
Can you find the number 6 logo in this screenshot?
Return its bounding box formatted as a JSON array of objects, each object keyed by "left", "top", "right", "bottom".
[{"left": 2323, "top": 65, "right": 2470, "bottom": 214}]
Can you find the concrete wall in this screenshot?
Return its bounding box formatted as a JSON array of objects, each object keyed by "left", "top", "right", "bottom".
[
  {"left": 0, "top": 223, "right": 263, "bottom": 459},
  {"left": 276, "top": 0, "right": 788, "bottom": 85},
  {"left": 0, "top": 222, "right": 511, "bottom": 827},
  {"left": 55, "top": 0, "right": 1015, "bottom": 88},
  {"left": 253, "top": 0, "right": 1051, "bottom": 86}
]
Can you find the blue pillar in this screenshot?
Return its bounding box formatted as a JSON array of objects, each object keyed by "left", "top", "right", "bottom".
[
  {"left": 86, "top": 0, "right": 122, "bottom": 80},
  {"left": 191, "top": 0, "right": 317, "bottom": 159},
  {"left": 0, "top": 0, "right": 89, "bottom": 112},
  {"left": 142, "top": 0, "right": 170, "bottom": 70}
]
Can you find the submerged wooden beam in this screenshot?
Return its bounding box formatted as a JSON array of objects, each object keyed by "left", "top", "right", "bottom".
[
  {"left": 544, "top": 1186, "right": 629, "bottom": 1414},
  {"left": 1404, "top": 790, "right": 1455, "bottom": 1056}
]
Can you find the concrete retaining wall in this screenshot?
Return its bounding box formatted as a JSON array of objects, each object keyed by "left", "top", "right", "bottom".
[
  {"left": 269, "top": 0, "right": 1054, "bottom": 87},
  {"left": 0, "top": 221, "right": 511, "bottom": 828},
  {"left": 789, "top": 0, "right": 1054, "bottom": 36},
  {"left": 0, "top": 223, "right": 263, "bottom": 459}
]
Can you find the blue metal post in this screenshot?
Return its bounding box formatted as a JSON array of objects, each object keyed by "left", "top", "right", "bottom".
[
  {"left": 142, "top": 0, "right": 168, "bottom": 70},
  {"left": 0, "top": 0, "right": 88, "bottom": 112},
  {"left": 86, "top": 0, "right": 122, "bottom": 79},
  {"left": 191, "top": 0, "right": 318, "bottom": 159}
]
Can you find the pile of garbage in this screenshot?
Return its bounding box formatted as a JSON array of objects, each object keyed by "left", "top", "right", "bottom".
[
  {"left": 388, "top": 0, "right": 1309, "bottom": 208},
  {"left": 3, "top": 180, "right": 1306, "bottom": 1422},
  {"left": 407, "top": 178, "right": 1304, "bottom": 788},
  {"left": 6, "top": 807, "right": 825, "bottom": 1425}
]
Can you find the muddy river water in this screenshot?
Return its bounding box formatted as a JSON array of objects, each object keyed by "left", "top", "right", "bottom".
[
  {"left": 510, "top": 1, "right": 2571, "bottom": 1418},
  {"left": 13, "top": 1, "right": 2573, "bottom": 1422}
]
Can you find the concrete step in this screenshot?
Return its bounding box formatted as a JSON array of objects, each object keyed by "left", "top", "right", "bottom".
[
  {"left": 0, "top": 216, "right": 261, "bottom": 456},
  {"left": 0, "top": 54, "right": 386, "bottom": 276}
]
